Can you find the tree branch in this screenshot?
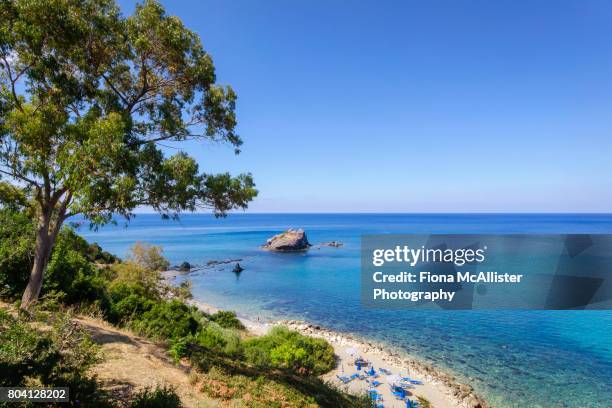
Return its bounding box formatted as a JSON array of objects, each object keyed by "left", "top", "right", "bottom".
[
  {"left": 102, "top": 74, "right": 129, "bottom": 107},
  {"left": 0, "top": 168, "right": 41, "bottom": 188},
  {"left": 0, "top": 49, "right": 23, "bottom": 111}
]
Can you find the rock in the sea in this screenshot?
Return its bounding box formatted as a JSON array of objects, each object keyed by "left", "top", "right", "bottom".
[
  {"left": 263, "top": 229, "right": 311, "bottom": 252},
  {"left": 178, "top": 261, "right": 191, "bottom": 272},
  {"left": 233, "top": 263, "right": 244, "bottom": 273},
  {"left": 320, "top": 241, "right": 343, "bottom": 248}
]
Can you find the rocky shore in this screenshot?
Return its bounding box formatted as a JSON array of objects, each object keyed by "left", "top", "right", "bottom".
[{"left": 166, "top": 278, "right": 490, "bottom": 408}]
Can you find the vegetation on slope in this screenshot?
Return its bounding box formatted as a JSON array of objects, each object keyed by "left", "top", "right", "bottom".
[{"left": 0, "top": 206, "right": 372, "bottom": 408}]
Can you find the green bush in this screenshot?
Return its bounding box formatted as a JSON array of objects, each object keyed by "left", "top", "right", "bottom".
[
  {"left": 45, "top": 233, "right": 111, "bottom": 311},
  {"left": 0, "top": 209, "right": 35, "bottom": 297},
  {"left": 209, "top": 310, "right": 245, "bottom": 330},
  {"left": 129, "top": 385, "right": 181, "bottom": 408},
  {"left": 192, "top": 324, "right": 243, "bottom": 358},
  {"left": 0, "top": 310, "right": 58, "bottom": 386},
  {"left": 108, "top": 281, "right": 156, "bottom": 323},
  {"left": 0, "top": 310, "right": 113, "bottom": 407},
  {"left": 168, "top": 336, "right": 191, "bottom": 361},
  {"left": 243, "top": 326, "right": 335, "bottom": 375},
  {"left": 86, "top": 242, "right": 118, "bottom": 264},
  {"left": 193, "top": 324, "right": 227, "bottom": 351},
  {"left": 0, "top": 213, "right": 112, "bottom": 308},
  {"left": 133, "top": 300, "right": 199, "bottom": 341}
]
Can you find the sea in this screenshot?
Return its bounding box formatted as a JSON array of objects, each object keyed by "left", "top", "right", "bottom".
[{"left": 76, "top": 213, "right": 612, "bottom": 408}]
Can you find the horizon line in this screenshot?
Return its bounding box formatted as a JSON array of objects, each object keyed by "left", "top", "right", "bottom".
[{"left": 125, "top": 211, "right": 612, "bottom": 215}]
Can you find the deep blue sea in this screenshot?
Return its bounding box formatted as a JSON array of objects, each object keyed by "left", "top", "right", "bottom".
[{"left": 77, "top": 214, "right": 612, "bottom": 408}]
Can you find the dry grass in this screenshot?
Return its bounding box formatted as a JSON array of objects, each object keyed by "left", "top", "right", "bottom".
[{"left": 75, "top": 316, "right": 217, "bottom": 408}]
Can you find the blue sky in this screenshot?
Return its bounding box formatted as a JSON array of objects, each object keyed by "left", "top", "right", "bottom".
[{"left": 120, "top": 0, "right": 612, "bottom": 212}]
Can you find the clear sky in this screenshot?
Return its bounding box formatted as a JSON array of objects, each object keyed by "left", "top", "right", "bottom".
[{"left": 119, "top": 0, "right": 612, "bottom": 213}]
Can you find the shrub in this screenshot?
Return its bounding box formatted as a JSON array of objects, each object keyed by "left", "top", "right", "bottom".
[
  {"left": 45, "top": 234, "right": 111, "bottom": 311},
  {"left": 129, "top": 242, "right": 170, "bottom": 272},
  {"left": 0, "top": 310, "right": 112, "bottom": 407},
  {"left": 209, "top": 310, "right": 244, "bottom": 330},
  {"left": 110, "top": 262, "right": 162, "bottom": 299},
  {"left": 0, "top": 209, "right": 35, "bottom": 298},
  {"left": 129, "top": 385, "right": 181, "bottom": 408},
  {"left": 86, "top": 242, "right": 118, "bottom": 264},
  {"left": 193, "top": 325, "right": 227, "bottom": 352},
  {"left": 168, "top": 336, "right": 191, "bottom": 361},
  {"left": 133, "top": 300, "right": 199, "bottom": 341},
  {"left": 170, "top": 280, "right": 193, "bottom": 301},
  {"left": 243, "top": 326, "right": 335, "bottom": 375},
  {"left": 108, "top": 281, "right": 156, "bottom": 323}
]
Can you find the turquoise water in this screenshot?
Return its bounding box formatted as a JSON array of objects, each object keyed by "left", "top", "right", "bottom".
[{"left": 78, "top": 214, "right": 612, "bottom": 408}]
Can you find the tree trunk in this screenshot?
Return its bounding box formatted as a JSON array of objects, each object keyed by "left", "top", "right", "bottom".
[{"left": 20, "top": 213, "right": 63, "bottom": 309}]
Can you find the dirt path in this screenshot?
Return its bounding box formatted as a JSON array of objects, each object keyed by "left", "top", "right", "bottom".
[{"left": 75, "top": 316, "right": 217, "bottom": 408}]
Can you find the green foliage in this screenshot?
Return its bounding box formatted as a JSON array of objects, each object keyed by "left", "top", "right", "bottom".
[
  {"left": 1, "top": 0, "right": 256, "bottom": 307},
  {"left": 45, "top": 229, "right": 111, "bottom": 310},
  {"left": 0, "top": 310, "right": 113, "bottom": 407},
  {"left": 170, "top": 280, "right": 193, "bottom": 301},
  {"left": 0, "top": 181, "right": 28, "bottom": 210},
  {"left": 132, "top": 300, "right": 199, "bottom": 341},
  {"left": 107, "top": 281, "right": 156, "bottom": 323},
  {"left": 0, "top": 209, "right": 35, "bottom": 297},
  {"left": 192, "top": 324, "right": 243, "bottom": 358},
  {"left": 109, "top": 261, "right": 162, "bottom": 299},
  {"left": 0, "top": 0, "right": 257, "bottom": 227},
  {"left": 129, "top": 385, "right": 182, "bottom": 408},
  {"left": 0, "top": 310, "right": 57, "bottom": 386},
  {"left": 243, "top": 326, "right": 335, "bottom": 375},
  {"left": 209, "top": 310, "right": 244, "bottom": 330},
  {"left": 168, "top": 336, "right": 190, "bottom": 361},
  {"left": 0, "top": 213, "right": 114, "bottom": 306}
]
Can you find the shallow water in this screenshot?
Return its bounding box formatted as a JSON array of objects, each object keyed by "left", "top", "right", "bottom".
[{"left": 78, "top": 213, "right": 612, "bottom": 408}]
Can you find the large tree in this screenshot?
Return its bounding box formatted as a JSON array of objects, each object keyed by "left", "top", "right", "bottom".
[{"left": 0, "top": 0, "right": 257, "bottom": 308}]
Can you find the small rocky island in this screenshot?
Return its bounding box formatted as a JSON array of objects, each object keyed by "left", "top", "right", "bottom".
[{"left": 263, "top": 229, "right": 311, "bottom": 252}]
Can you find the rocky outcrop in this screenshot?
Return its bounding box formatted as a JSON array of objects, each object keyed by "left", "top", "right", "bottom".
[
  {"left": 178, "top": 261, "right": 191, "bottom": 272},
  {"left": 263, "top": 229, "right": 311, "bottom": 252}
]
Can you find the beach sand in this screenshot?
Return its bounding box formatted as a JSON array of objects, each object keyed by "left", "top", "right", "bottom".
[{"left": 190, "top": 299, "right": 488, "bottom": 408}]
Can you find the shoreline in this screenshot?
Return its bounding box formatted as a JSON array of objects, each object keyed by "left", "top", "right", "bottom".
[{"left": 189, "top": 298, "right": 489, "bottom": 408}]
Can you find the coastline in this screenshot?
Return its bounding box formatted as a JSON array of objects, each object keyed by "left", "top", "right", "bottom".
[{"left": 189, "top": 298, "right": 489, "bottom": 408}]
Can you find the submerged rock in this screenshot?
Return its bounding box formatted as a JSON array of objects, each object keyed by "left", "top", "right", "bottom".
[
  {"left": 320, "top": 241, "right": 343, "bottom": 248},
  {"left": 263, "top": 229, "right": 311, "bottom": 252},
  {"left": 206, "top": 258, "right": 242, "bottom": 267}
]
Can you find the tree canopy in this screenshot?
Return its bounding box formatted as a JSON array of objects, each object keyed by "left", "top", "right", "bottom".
[
  {"left": 0, "top": 0, "right": 256, "bottom": 223},
  {"left": 0, "top": 0, "right": 257, "bottom": 306}
]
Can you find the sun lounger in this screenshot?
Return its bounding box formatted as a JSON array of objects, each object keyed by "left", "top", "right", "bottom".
[
  {"left": 410, "top": 380, "right": 423, "bottom": 385},
  {"left": 379, "top": 368, "right": 392, "bottom": 375},
  {"left": 336, "top": 375, "right": 351, "bottom": 384},
  {"left": 365, "top": 367, "right": 378, "bottom": 377},
  {"left": 370, "top": 380, "right": 382, "bottom": 387},
  {"left": 405, "top": 400, "right": 412, "bottom": 408},
  {"left": 349, "top": 373, "right": 361, "bottom": 380}
]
